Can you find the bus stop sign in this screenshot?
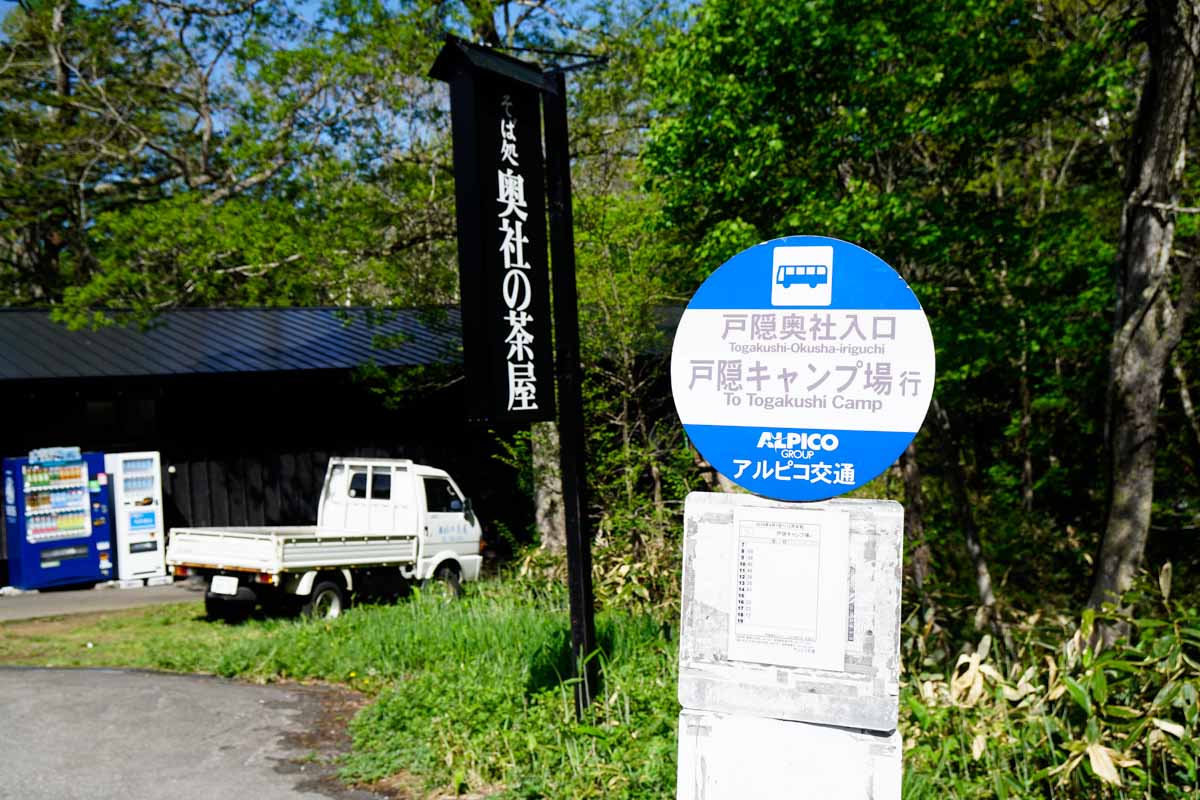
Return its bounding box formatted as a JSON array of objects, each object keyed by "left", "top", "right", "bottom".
[{"left": 671, "top": 235, "right": 935, "bottom": 501}]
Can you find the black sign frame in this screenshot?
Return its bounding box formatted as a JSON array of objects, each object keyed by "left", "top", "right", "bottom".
[
  {"left": 431, "top": 41, "right": 557, "bottom": 425},
  {"left": 432, "top": 38, "right": 598, "bottom": 716}
]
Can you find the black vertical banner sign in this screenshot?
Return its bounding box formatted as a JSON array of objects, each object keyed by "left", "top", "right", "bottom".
[
  {"left": 431, "top": 42, "right": 556, "bottom": 424},
  {"left": 432, "top": 38, "right": 598, "bottom": 717}
]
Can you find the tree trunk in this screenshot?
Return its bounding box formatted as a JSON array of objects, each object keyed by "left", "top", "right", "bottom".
[
  {"left": 1089, "top": 0, "right": 1200, "bottom": 630},
  {"left": 465, "top": 0, "right": 502, "bottom": 45},
  {"left": 691, "top": 445, "right": 739, "bottom": 493},
  {"left": 899, "top": 441, "right": 933, "bottom": 614},
  {"left": 49, "top": 4, "right": 72, "bottom": 122},
  {"left": 620, "top": 395, "right": 635, "bottom": 506},
  {"left": 1019, "top": 320, "right": 1035, "bottom": 513},
  {"left": 532, "top": 421, "right": 567, "bottom": 553}
]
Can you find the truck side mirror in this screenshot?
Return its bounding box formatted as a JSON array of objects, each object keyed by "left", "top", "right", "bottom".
[{"left": 463, "top": 497, "right": 475, "bottom": 525}]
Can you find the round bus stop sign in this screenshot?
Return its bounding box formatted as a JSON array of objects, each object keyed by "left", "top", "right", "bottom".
[{"left": 671, "top": 235, "right": 935, "bottom": 501}]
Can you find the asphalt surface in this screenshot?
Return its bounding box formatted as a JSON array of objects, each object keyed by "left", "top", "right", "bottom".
[
  {"left": 0, "top": 667, "right": 384, "bottom": 800},
  {"left": 0, "top": 580, "right": 203, "bottom": 622}
]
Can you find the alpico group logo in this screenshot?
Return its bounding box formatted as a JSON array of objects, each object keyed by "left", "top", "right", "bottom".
[{"left": 756, "top": 431, "right": 840, "bottom": 460}]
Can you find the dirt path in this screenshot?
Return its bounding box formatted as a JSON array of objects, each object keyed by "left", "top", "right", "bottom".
[{"left": 0, "top": 667, "right": 384, "bottom": 800}]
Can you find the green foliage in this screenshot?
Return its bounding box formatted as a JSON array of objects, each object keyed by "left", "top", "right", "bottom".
[
  {"left": 561, "top": 1, "right": 699, "bottom": 606},
  {"left": 640, "top": 0, "right": 1200, "bottom": 611},
  {"left": 903, "top": 573, "right": 1200, "bottom": 798},
  {"left": 573, "top": 188, "right": 696, "bottom": 613},
  {"left": 1, "top": 0, "right": 313, "bottom": 308},
  {"left": 3, "top": 1, "right": 1199, "bottom": 792},
  {"left": 0, "top": 0, "right": 474, "bottom": 318},
  {"left": 338, "top": 588, "right": 676, "bottom": 797},
  {"left": 172, "top": 580, "right": 679, "bottom": 797}
]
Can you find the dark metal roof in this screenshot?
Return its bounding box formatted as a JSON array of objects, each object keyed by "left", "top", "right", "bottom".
[{"left": 0, "top": 307, "right": 462, "bottom": 381}]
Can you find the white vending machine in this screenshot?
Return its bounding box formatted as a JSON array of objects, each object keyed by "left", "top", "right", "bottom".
[{"left": 104, "top": 451, "right": 171, "bottom": 587}]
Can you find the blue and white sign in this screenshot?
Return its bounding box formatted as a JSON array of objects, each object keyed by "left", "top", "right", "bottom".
[{"left": 671, "top": 236, "right": 935, "bottom": 501}]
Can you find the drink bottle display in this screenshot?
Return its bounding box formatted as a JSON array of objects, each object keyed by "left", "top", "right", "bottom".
[{"left": 3, "top": 448, "right": 113, "bottom": 590}]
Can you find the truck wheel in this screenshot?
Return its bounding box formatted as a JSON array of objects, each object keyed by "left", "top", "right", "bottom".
[
  {"left": 302, "top": 580, "right": 347, "bottom": 620},
  {"left": 422, "top": 564, "right": 463, "bottom": 599}
]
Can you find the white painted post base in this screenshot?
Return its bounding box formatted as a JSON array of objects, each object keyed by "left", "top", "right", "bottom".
[
  {"left": 677, "top": 492, "right": 905, "bottom": 799},
  {"left": 676, "top": 709, "right": 901, "bottom": 800}
]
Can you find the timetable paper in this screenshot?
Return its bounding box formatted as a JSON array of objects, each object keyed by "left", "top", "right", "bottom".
[{"left": 728, "top": 506, "right": 850, "bottom": 671}]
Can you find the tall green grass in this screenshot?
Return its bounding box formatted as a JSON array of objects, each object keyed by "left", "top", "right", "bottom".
[{"left": 899, "top": 579, "right": 1200, "bottom": 800}]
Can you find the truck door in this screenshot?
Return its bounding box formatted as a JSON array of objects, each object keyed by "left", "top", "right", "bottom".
[
  {"left": 367, "top": 466, "right": 393, "bottom": 533},
  {"left": 421, "top": 476, "right": 469, "bottom": 549},
  {"left": 386, "top": 465, "right": 419, "bottom": 535}
]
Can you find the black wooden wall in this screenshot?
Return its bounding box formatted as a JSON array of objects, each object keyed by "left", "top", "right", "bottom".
[{"left": 0, "top": 369, "right": 526, "bottom": 583}]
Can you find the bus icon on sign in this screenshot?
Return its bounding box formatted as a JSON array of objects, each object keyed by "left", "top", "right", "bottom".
[{"left": 772, "top": 245, "right": 833, "bottom": 306}]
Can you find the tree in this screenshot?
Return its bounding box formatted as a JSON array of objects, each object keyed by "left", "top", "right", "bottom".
[
  {"left": 0, "top": 0, "right": 679, "bottom": 329},
  {"left": 0, "top": 0, "right": 239, "bottom": 304},
  {"left": 0, "top": 0, "right": 475, "bottom": 321},
  {"left": 1089, "top": 0, "right": 1200, "bottom": 631},
  {"left": 644, "top": 0, "right": 1132, "bottom": 617}
]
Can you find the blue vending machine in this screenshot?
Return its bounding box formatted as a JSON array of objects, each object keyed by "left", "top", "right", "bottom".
[{"left": 2, "top": 447, "right": 113, "bottom": 590}]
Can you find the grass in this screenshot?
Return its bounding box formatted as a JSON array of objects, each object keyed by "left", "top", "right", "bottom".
[
  {"left": 2, "top": 576, "right": 1196, "bottom": 799},
  {"left": 0, "top": 602, "right": 277, "bottom": 670}
]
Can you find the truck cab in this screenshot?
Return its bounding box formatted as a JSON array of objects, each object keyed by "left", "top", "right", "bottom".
[{"left": 317, "top": 457, "right": 483, "bottom": 583}]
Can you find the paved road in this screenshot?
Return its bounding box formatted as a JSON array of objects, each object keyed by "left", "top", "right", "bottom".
[
  {"left": 0, "top": 580, "right": 203, "bottom": 622},
  {"left": 0, "top": 668, "right": 384, "bottom": 800}
]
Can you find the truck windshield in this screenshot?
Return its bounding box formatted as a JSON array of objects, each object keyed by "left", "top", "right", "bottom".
[{"left": 423, "top": 477, "right": 461, "bottom": 513}]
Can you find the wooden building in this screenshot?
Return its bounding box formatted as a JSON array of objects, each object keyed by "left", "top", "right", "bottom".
[{"left": 0, "top": 308, "right": 523, "bottom": 583}]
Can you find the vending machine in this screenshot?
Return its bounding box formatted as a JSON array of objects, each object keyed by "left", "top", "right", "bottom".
[
  {"left": 104, "top": 451, "right": 170, "bottom": 587},
  {"left": 2, "top": 447, "right": 114, "bottom": 590}
]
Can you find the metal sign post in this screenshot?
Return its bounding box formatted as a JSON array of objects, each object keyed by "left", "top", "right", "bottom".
[{"left": 431, "top": 38, "right": 597, "bottom": 715}]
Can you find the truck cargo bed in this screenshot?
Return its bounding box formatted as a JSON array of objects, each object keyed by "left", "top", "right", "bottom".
[{"left": 166, "top": 526, "right": 419, "bottom": 574}]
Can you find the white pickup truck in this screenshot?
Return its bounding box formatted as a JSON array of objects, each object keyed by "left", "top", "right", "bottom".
[{"left": 166, "top": 457, "right": 483, "bottom": 621}]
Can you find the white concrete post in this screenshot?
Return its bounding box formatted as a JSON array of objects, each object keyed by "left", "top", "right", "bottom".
[{"left": 676, "top": 492, "right": 904, "bottom": 799}]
